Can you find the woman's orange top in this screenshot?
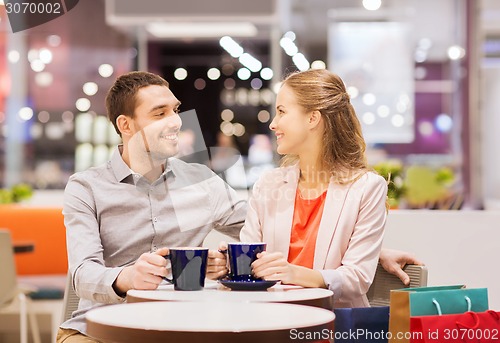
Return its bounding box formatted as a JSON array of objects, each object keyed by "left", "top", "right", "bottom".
[{"left": 287, "top": 189, "right": 327, "bottom": 269}]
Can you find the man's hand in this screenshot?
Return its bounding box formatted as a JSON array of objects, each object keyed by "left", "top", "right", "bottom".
[
  {"left": 207, "top": 241, "right": 228, "bottom": 280},
  {"left": 379, "top": 248, "right": 424, "bottom": 286},
  {"left": 113, "top": 247, "right": 169, "bottom": 295}
]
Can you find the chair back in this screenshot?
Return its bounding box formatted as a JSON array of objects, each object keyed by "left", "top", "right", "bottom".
[
  {"left": 0, "top": 230, "right": 18, "bottom": 306},
  {"left": 367, "top": 264, "right": 428, "bottom": 306},
  {"left": 61, "top": 272, "right": 80, "bottom": 323}
]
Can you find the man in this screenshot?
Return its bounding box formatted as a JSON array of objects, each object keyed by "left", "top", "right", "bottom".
[
  {"left": 58, "top": 71, "right": 246, "bottom": 342},
  {"left": 58, "top": 71, "right": 422, "bottom": 342}
]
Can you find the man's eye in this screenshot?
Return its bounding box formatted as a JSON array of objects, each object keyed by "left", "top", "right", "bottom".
[{"left": 156, "top": 112, "right": 164, "bottom": 117}]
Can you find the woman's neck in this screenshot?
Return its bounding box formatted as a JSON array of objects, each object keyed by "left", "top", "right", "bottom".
[{"left": 298, "top": 162, "right": 330, "bottom": 185}]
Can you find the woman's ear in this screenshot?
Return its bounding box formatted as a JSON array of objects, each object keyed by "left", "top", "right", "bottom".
[
  {"left": 116, "top": 114, "right": 132, "bottom": 137},
  {"left": 308, "top": 110, "right": 322, "bottom": 129}
]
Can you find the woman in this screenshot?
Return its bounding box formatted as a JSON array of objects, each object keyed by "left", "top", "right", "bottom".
[{"left": 240, "top": 69, "right": 388, "bottom": 307}]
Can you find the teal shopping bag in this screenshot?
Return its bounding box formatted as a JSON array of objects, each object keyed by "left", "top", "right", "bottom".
[{"left": 388, "top": 285, "right": 488, "bottom": 343}]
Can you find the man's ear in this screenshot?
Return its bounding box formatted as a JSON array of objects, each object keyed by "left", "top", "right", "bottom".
[
  {"left": 308, "top": 110, "right": 322, "bottom": 129},
  {"left": 116, "top": 115, "right": 132, "bottom": 137}
]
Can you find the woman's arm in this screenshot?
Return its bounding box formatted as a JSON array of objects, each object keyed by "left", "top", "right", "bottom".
[
  {"left": 252, "top": 251, "right": 326, "bottom": 288},
  {"left": 319, "top": 174, "right": 388, "bottom": 300}
]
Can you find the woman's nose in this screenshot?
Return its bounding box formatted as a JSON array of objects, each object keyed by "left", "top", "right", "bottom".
[{"left": 269, "top": 116, "right": 277, "bottom": 131}]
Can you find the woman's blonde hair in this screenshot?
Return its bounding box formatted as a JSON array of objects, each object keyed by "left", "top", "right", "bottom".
[{"left": 280, "top": 69, "right": 368, "bottom": 184}]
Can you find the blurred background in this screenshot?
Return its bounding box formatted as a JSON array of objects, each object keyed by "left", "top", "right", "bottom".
[{"left": 0, "top": 0, "right": 499, "bottom": 210}]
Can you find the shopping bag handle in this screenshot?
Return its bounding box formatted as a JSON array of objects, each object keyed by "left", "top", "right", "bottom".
[
  {"left": 487, "top": 310, "right": 500, "bottom": 321},
  {"left": 455, "top": 310, "right": 499, "bottom": 331},
  {"left": 432, "top": 296, "right": 472, "bottom": 315},
  {"left": 456, "top": 311, "right": 480, "bottom": 330}
]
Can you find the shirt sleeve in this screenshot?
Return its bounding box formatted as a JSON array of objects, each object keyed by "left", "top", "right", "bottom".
[
  {"left": 63, "top": 174, "right": 125, "bottom": 304},
  {"left": 239, "top": 177, "right": 264, "bottom": 242},
  {"left": 319, "top": 174, "right": 388, "bottom": 302},
  {"left": 208, "top": 172, "right": 246, "bottom": 241}
]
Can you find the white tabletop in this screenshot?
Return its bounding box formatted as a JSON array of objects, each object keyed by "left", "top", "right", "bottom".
[
  {"left": 86, "top": 301, "right": 335, "bottom": 343},
  {"left": 126, "top": 279, "right": 334, "bottom": 310}
]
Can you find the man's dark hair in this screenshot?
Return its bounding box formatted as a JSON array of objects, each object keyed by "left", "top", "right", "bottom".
[{"left": 105, "top": 71, "right": 169, "bottom": 136}]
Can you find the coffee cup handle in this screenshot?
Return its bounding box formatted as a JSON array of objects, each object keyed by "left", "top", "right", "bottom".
[
  {"left": 162, "top": 253, "right": 174, "bottom": 284},
  {"left": 218, "top": 249, "right": 230, "bottom": 279}
]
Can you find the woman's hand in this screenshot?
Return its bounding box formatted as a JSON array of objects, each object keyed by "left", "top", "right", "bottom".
[{"left": 251, "top": 251, "right": 296, "bottom": 284}]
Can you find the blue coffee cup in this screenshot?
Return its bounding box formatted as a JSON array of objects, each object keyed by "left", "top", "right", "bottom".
[
  {"left": 163, "top": 247, "right": 208, "bottom": 291},
  {"left": 227, "top": 242, "right": 266, "bottom": 282}
]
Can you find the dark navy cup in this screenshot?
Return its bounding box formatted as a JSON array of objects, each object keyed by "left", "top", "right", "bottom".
[
  {"left": 227, "top": 242, "right": 266, "bottom": 281},
  {"left": 164, "top": 247, "right": 208, "bottom": 291}
]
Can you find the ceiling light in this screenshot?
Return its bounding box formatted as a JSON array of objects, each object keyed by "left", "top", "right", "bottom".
[
  {"left": 238, "top": 53, "right": 262, "bottom": 72},
  {"left": 283, "top": 31, "right": 296, "bottom": 41},
  {"left": 237, "top": 68, "right": 251, "bottom": 80},
  {"left": 207, "top": 68, "right": 221, "bottom": 80},
  {"left": 35, "top": 72, "right": 53, "bottom": 87},
  {"left": 39, "top": 48, "right": 53, "bottom": 64},
  {"left": 447, "top": 45, "right": 466, "bottom": 60},
  {"left": 260, "top": 68, "right": 273, "bottom": 80},
  {"left": 76, "top": 98, "right": 91, "bottom": 112},
  {"left": 363, "top": 0, "right": 382, "bottom": 11},
  {"left": 83, "top": 82, "right": 98, "bottom": 96},
  {"left": 30, "top": 60, "right": 45, "bottom": 72},
  {"left": 220, "top": 36, "right": 244, "bottom": 58},
  {"left": 311, "top": 60, "right": 326, "bottom": 70},
  {"left": 292, "top": 53, "right": 310, "bottom": 71},
  {"left": 8, "top": 50, "right": 20, "bottom": 63},
  {"left": 18, "top": 107, "right": 33, "bottom": 121},
  {"left": 392, "top": 114, "right": 405, "bottom": 128},
  {"left": 174, "top": 68, "right": 188, "bottom": 80},
  {"left": 147, "top": 22, "right": 257, "bottom": 38},
  {"left": 98, "top": 64, "right": 113, "bottom": 78},
  {"left": 279, "top": 37, "right": 298, "bottom": 57}
]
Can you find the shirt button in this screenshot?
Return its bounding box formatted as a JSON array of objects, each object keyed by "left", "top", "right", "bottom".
[{"left": 153, "top": 217, "right": 158, "bottom": 222}]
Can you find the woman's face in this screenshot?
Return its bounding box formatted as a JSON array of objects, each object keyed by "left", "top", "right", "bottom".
[{"left": 269, "top": 85, "right": 311, "bottom": 155}]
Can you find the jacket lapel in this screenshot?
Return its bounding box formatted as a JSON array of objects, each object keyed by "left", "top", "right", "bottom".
[
  {"left": 313, "top": 180, "right": 351, "bottom": 269},
  {"left": 273, "top": 165, "right": 299, "bottom": 257}
]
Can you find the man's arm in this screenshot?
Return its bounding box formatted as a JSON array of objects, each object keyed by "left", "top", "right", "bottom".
[
  {"left": 208, "top": 172, "right": 247, "bottom": 241},
  {"left": 379, "top": 248, "right": 424, "bottom": 285},
  {"left": 113, "top": 248, "right": 169, "bottom": 295},
  {"left": 64, "top": 175, "right": 125, "bottom": 303}
]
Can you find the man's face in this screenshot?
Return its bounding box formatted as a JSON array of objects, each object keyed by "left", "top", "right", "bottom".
[{"left": 128, "top": 85, "right": 182, "bottom": 161}]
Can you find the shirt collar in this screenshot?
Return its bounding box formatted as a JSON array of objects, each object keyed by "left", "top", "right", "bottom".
[
  {"left": 109, "top": 145, "right": 175, "bottom": 183},
  {"left": 110, "top": 145, "right": 132, "bottom": 182}
]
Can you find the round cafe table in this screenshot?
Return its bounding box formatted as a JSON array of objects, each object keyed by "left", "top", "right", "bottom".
[
  {"left": 127, "top": 279, "right": 334, "bottom": 310},
  {"left": 86, "top": 301, "right": 335, "bottom": 343}
]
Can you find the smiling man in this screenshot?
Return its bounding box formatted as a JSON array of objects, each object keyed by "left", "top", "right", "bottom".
[{"left": 58, "top": 71, "right": 246, "bottom": 342}]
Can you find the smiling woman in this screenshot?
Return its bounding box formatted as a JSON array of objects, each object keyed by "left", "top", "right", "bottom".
[{"left": 241, "top": 69, "right": 388, "bottom": 308}]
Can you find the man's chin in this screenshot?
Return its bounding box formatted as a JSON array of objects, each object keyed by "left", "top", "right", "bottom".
[{"left": 149, "top": 149, "right": 178, "bottom": 161}]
